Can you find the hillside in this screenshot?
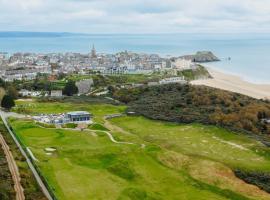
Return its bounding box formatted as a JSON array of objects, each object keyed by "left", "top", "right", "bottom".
[
  {"left": 8, "top": 100, "right": 270, "bottom": 200},
  {"left": 112, "top": 84, "right": 270, "bottom": 136}
]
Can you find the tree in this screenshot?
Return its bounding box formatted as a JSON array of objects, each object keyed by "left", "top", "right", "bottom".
[
  {"left": 0, "top": 87, "right": 6, "bottom": 102},
  {"left": 62, "top": 80, "right": 78, "bottom": 96},
  {"left": 0, "top": 78, "right": 6, "bottom": 88},
  {"left": 1, "top": 95, "right": 15, "bottom": 110},
  {"left": 7, "top": 86, "right": 18, "bottom": 99}
]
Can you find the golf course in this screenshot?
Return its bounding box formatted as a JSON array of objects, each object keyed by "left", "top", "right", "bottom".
[{"left": 8, "top": 100, "right": 270, "bottom": 200}]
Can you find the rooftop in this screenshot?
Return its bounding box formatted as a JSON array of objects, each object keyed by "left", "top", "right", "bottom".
[{"left": 67, "top": 111, "right": 90, "bottom": 115}]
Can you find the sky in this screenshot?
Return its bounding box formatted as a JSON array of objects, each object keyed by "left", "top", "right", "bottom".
[{"left": 0, "top": 0, "right": 270, "bottom": 33}]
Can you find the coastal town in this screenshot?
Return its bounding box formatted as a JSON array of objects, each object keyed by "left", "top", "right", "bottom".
[{"left": 0, "top": 47, "right": 218, "bottom": 82}]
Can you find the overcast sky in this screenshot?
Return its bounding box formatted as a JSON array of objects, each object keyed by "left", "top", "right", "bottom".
[{"left": 0, "top": 0, "right": 270, "bottom": 33}]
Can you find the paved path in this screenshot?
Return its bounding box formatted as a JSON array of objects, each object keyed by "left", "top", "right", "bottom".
[
  {"left": 0, "top": 111, "right": 53, "bottom": 200},
  {"left": 0, "top": 134, "right": 25, "bottom": 200}
]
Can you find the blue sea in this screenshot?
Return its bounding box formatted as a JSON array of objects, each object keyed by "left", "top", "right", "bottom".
[{"left": 0, "top": 32, "right": 269, "bottom": 84}]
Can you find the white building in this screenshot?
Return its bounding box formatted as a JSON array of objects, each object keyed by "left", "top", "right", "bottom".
[
  {"left": 159, "top": 77, "right": 187, "bottom": 85},
  {"left": 75, "top": 79, "right": 94, "bottom": 95},
  {"left": 172, "top": 58, "right": 196, "bottom": 70},
  {"left": 19, "top": 89, "right": 43, "bottom": 97},
  {"left": 51, "top": 90, "right": 62, "bottom": 97},
  {"left": 19, "top": 89, "right": 31, "bottom": 97},
  {"left": 66, "top": 111, "right": 91, "bottom": 123}
]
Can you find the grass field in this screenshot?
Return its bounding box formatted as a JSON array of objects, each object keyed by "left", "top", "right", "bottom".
[
  {"left": 14, "top": 101, "right": 126, "bottom": 123},
  {"left": 9, "top": 101, "right": 270, "bottom": 200},
  {"left": 110, "top": 116, "right": 270, "bottom": 171}
]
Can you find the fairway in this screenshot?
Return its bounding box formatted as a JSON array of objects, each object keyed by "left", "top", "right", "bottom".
[
  {"left": 110, "top": 116, "right": 270, "bottom": 171},
  {"left": 9, "top": 101, "right": 270, "bottom": 200}
]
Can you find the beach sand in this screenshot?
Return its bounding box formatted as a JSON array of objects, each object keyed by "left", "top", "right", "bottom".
[{"left": 191, "top": 68, "right": 270, "bottom": 100}]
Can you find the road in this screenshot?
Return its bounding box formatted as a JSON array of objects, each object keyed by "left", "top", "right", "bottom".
[
  {"left": 0, "top": 111, "right": 53, "bottom": 200},
  {"left": 0, "top": 134, "right": 25, "bottom": 200}
]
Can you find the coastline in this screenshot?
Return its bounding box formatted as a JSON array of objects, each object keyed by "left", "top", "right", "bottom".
[{"left": 191, "top": 67, "right": 270, "bottom": 100}]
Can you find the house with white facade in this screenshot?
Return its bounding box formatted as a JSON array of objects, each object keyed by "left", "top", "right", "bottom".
[{"left": 159, "top": 77, "right": 187, "bottom": 85}]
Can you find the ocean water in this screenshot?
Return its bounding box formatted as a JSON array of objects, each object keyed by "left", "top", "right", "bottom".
[{"left": 0, "top": 33, "right": 270, "bottom": 84}]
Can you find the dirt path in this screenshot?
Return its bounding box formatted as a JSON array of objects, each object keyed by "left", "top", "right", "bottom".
[
  {"left": 103, "top": 117, "right": 131, "bottom": 135},
  {"left": 93, "top": 130, "right": 135, "bottom": 145},
  {"left": 0, "top": 134, "right": 25, "bottom": 200}
]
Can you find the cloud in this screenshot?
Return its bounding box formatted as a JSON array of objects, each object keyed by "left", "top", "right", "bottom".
[{"left": 0, "top": 0, "right": 270, "bottom": 33}]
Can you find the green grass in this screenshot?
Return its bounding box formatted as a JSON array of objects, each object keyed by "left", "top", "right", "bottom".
[
  {"left": 9, "top": 101, "right": 270, "bottom": 200},
  {"left": 89, "top": 123, "right": 109, "bottom": 131},
  {"left": 62, "top": 123, "right": 77, "bottom": 129},
  {"left": 0, "top": 121, "right": 46, "bottom": 200},
  {"left": 177, "top": 65, "right": 211, "bottom": 81},
  {"left": 36, "top": 121, "right": 56, "bottom": 128},
  {"left": 110, "top": 116, "right": 270, "bottom": 171},
  {"left": 14, "top": 100, "right": 126, "bottom": 123},
  {"left": 11, "top": 120, "right": 237, "bottom": 200}
]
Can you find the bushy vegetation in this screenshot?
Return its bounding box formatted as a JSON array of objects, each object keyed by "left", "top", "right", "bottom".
[
  {"left": 234, "top": 170, "right": 270, "bottom": 193},
  {"left": 1, "top": 95, "right": 15, "bottom": 110},
  {"left": 0, "top": 146, "right": 15, "bottom": 200},
  {"left": 62, "top": 80, "right": 78, "bottom": 96},
  {"left": 177, "top": 65, "right": 211, "bottom": 81},
  {"left": 0, "top": 121, "right": 46, "bottom": 200},
  {"left": 112, "top": 84, "right": 270, "bottom": 136},
  {"left": 37, "top": 95, "right": 119, "bottom": 105},
  {"left": 13, "top": 74, "right": 65, "bottom": 91}
]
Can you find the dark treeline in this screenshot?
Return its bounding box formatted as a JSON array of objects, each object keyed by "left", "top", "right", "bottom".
[
  {"left": 0, "top": 146, "right": 15, "bottom": 200},
  {"left": 234, "top": 170, "right": 270, "bottom": 193},
  {"left": 112, "top": 83, "right": 270, "bottom": 135}
]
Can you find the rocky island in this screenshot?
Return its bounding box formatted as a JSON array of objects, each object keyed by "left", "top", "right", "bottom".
[{"left": 180, "top": 51, "right": 220, "bottom": 63}]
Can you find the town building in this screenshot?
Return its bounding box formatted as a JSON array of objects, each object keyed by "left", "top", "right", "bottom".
[
  {"left": 172, "top": 58, "right": 196, "bottom": 70},
  {"left": 91, "top": 45, "right": 97, "bottom": 59},
  {"left": 66, "top": 111, "right": 91, "bottom": 123},
  {"left": 51, "top": 90, "right": 62, "bottom": 97},
  {"left": 159, "top": 77, "right": 187, "bottom": 85},
  {"left": 76, "top": 79, "right": 94, "bottom": 94}
]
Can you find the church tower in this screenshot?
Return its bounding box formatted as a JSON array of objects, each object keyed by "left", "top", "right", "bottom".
[{"left": 91, "top": 44, "right": 97, "bottom": 58}]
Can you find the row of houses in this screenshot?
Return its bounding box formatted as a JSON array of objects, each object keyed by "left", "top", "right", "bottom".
[{"left": 1, "top": 65, "right": 51, "bottom": 82}]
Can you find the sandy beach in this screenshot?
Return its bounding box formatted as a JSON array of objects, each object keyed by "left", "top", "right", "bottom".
[{"left": 191, "top": 68, "right": 270, "bottom": 99}]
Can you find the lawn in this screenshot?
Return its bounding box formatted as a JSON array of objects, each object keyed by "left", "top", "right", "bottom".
[
  {"left": 14, "top": 101, "right": 126, "bottom": 123},
  {"left": 11, "top": 119, "right": 237, "bottom": 200},
  {"left": 9, "top": 101, "right": 270, "bottom": 200},
  {"left": 110, "top": 116, "right": 270, "bottom": 171}
]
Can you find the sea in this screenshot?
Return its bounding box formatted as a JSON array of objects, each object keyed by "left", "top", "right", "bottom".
[{"left": 0, "top": 32, "right": 270, "bottom": 84}]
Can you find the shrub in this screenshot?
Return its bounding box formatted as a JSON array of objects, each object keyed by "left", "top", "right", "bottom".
[
  {"left": 113, "top": 84, "right": 270, "bottom": 136},
  {"left": 62, "top": 123, "right": 77, "bottom": 129},
  {"left": 62, "top": 80, "right": 78, "bottom": 96},
  {"left": 234, "top": 169, "right": 270, "bottom": 193},
  {"left": 1, "top": 95, "right": 15, "bottom": 110}
]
